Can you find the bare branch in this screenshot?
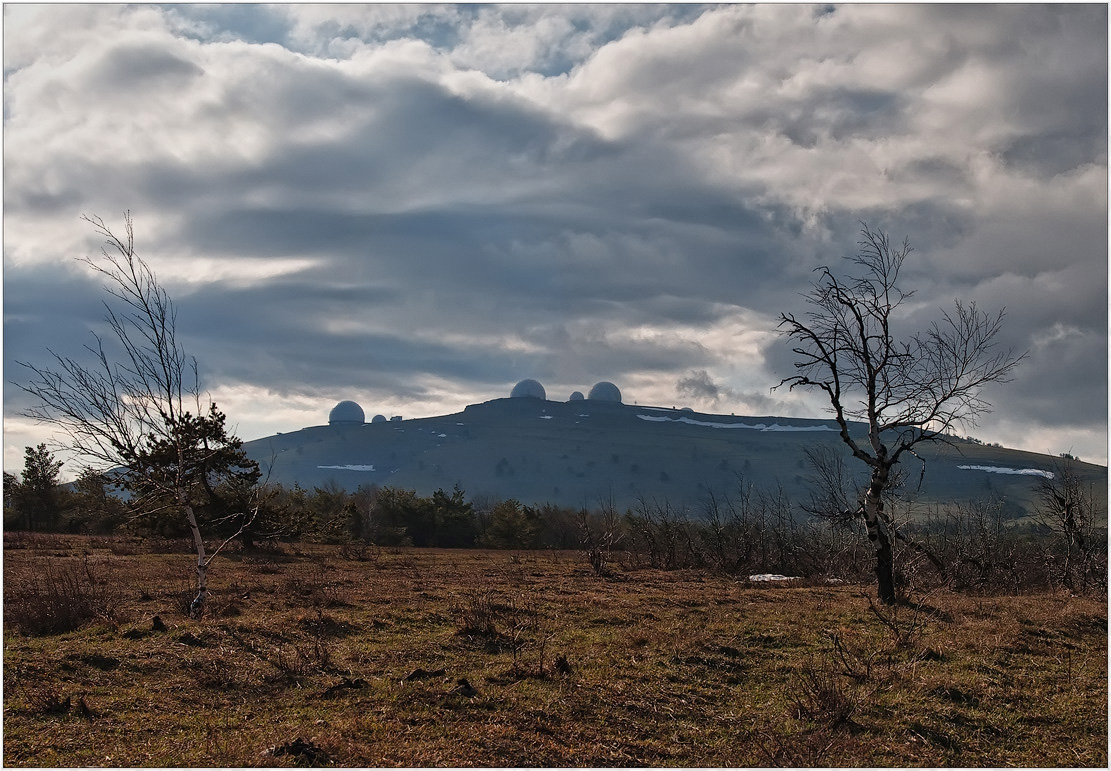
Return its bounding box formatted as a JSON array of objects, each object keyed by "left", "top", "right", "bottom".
[
  {"left": 775, "top": 223, "right": 1025, "bottom": 604},
  {"left": 14, "top": 214, "right": 260, "bottom": 616}
]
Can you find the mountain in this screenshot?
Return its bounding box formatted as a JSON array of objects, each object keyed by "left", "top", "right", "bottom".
[{"left": 241, "top": 397, "right": 1107, "bottom": 519}]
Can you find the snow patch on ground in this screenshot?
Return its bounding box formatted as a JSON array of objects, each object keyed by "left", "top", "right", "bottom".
[
  {"left": 957, "top": 465, "right": 1054, "bottom": 479},
  {"left": 539, "top": 415, "right": 553, "bottom": 420},
  {"left": 748, "top": 574, "right": 798, "bottom": 582},
  {"left": 317, "top": 464, "right": 375, "bottom": 472},
  {"left": 637, "top": 414, "right": 836, "bottom": 432}
]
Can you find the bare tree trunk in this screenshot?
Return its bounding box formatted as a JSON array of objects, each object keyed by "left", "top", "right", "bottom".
[
  {"left": 183, "top": 501, "right": 208, "bottom": 617},
  {"left": 863, "top": 468, "right": 897, "bottom": 605}
]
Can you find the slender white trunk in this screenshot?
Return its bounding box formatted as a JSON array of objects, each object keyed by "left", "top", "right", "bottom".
[{"left": 183, "top": 501, "right": 208, "bottom": 617}]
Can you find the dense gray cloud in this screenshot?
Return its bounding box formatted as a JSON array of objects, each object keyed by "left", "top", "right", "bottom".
[
  {"left": 4, "top": 3, "right": 1106, "bottom": 474},
  {"left": 677, "top": 369, "right": 731, "bottom": 404}
]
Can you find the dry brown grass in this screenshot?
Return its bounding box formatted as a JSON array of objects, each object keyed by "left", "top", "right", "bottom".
[{"left": 3, "top": 535, "right": 1107, "bottom": 767}]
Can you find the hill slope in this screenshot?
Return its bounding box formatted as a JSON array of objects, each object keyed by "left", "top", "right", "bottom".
[{"left": 242, "top": 398, "right": 1106, "bottom": 517}]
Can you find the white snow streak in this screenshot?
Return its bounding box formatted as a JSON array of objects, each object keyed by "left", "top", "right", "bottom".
[
  {"left": 957, "top": 465, "right": 1054, "bottom": 479},
  {"left": 636, "top": 415, "right": 836, "bottom": 432}
]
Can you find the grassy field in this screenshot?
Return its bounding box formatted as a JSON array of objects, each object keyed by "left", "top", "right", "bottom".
[{"left": 3, "top": 533, "right": 1107, "bottom": 767}]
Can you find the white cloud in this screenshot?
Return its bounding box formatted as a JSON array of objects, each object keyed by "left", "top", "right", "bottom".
[{"left": 4, "top": 3, "right": 1106, "bottom": 474}]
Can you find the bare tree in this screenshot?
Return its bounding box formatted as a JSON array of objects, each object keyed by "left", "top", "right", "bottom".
[
  {"left": 577, "top": 493, "right": 626, "bottom": 576},
  {"left": 776, "top": 224, "right": 1024, "bottom": 604},
  {"left": 16, "top": 213, "right": 259, "bottom": 615},
  {"left": 801, "top": 442, "right": 860, "bottom": 525},
  {"left": 801, "top": 441, "right": 950, "bottom": 584},
  {"left": 1034, "top": 459, "right": 1105, "bottom": 593}
]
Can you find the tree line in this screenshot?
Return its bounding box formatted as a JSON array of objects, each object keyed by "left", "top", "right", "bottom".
[
  {"left": 6, "top": 441, "right": 1105, "bottom": 595},
  {"left": 3, "top": 446, "right": 575, "bottom": 550}
]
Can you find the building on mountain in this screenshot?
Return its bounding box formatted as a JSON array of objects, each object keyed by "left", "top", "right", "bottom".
[
  {"left": 588, "top": 381, "right": 622, "bottom": 403},
  {"left": 328, "top": 400, "right": 365, "bottom": 425},
  {"left": 510, "top": 379, "right": 546, "bottom": 399}
]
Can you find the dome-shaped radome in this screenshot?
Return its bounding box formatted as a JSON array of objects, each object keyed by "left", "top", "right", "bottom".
[
  {"left": 568, "top": 391, "right": 585, "bottom": 401},
  {"left": 588, "top": 381, "right": 622, "bottom": 403},
  {"left": 510, "top": 379, "right": 546, "bottom": 399},
  {"left": 329, "top": 400, "right": 365, "bottom": 425},
  {"left": 371, "top": 414, "right": 387, "bottom": 423}
]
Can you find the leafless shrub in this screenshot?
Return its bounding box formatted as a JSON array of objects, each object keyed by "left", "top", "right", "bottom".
[
  {"left": 142, "top": 536, "right": 198, "bottom": 555},
  {"left": 268, "top": 634, "right": 336, "bottom": 683},
  {"left": 191, "top": 656, "right": 240, "bottom": 690},
  {"left": 282, "top": 555, "right": 347, "bottom": 608},
  {"left": 918, "top": 499, "right": 1016, "bottom": 592},
  {"left": 297, "top": 608, "right": 356, "bottom": 638},
  {"left": 502, "top": 592, "right": 553, "bottom": 676},
  {"left": 862, "top": 587, "right": 951, "bottom": 655},
  {"left": 81, "top": 535, "right": 141, "bottom": 555},
  {"left": 749, "top": 722, "right": 837, "bottom": 767},
  {"left": 4, "top": 559, "right": 121, "bottom": 635},
  {"left": 792, "top": 654, "right": 859, "bottom": 726},
  {"left": 625, "top": 496, "right": 705, "bottom": 570},
  {"left": 299, "top": 636, "right": 336, "bottom": 674},
  {"left": 824, "top": 629, "right": 876, "bottom": 683},
  {"left": 578, "top": 496, "right": 624, "bottom": 577},
  {"left": 167, "top": 571, "right": 200, "bottom": 617},
  {"left": 1034, "top": 460, "right": 1107, "bottom": 594},
  {"left": 268, "top": 643, "right": 312, "bottom": 683},
  {"left": 337, "top": 539, "right": 380, "bottom": 564},
  {"left": 449, "top": 587, "right": 554, "bottom": 675},
  {"left": 451, "top": 589, "right": 499, "bottom": 637},
  {"left": 3, "top": 531, "right": 70, "bottom": 551},
  {"left": 22, "top": 682, "right": 72, "bottom": 715}
]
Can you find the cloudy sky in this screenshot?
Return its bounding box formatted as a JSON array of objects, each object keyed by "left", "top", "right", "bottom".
[{"left": 4, "top": 3, "right": 1108, "bottom": 477}]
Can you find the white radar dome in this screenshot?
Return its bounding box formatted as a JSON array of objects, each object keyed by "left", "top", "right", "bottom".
[
  {"left": 510, "top": 379, "right": 546, "bottom": 399},
  {"left": 329, "top": 400, "right": 365, "bottom": 425},
  {"left": 588, "top": 381, "right": 622, "bottom": 403}
]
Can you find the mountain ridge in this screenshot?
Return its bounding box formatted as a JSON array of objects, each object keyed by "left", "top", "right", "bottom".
[{"left": 242, "top": 397, "right": 1107, "bottom": 520}]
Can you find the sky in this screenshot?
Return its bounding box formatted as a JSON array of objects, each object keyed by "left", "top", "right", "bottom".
[{"left": 3, "top": 2, "right": 1108, "bottom": 479}]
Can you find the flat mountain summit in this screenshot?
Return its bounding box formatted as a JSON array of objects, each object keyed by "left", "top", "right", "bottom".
[{"left": 243, "top": 397, "right": 1106, "bottom": 518}]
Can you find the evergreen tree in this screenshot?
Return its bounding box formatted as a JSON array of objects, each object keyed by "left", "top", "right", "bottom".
[
  {"left": 431, "top": 484, "right": 476, "bottom": 547},
  {"left": 12, "top": 444, "right": 65, "bottom": 531},
  {"left": 125, "top": 402, "right": 261, "bottom": 537},
  {"left": 482, "top": 499, "right": 543, "bottom": 549},
  {"left": 65, "top": 467, "right": 128, "bottom": 533}
]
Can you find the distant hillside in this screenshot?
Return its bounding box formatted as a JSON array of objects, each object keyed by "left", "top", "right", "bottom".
[{"left": 242, "top": 397, "right": 1107, "bottom": 519}]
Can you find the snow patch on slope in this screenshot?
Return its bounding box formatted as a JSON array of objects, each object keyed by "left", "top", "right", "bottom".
[
  {"left": 957, "top": 465, "right": 1054, "bottom": 479},
  {"left": 637, "top": 415, "right": 836, "bottom": 432}
]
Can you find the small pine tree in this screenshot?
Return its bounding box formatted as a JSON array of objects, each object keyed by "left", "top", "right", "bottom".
[{"left": 11, "top": 444, "right": 65, "bottom": 531}]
